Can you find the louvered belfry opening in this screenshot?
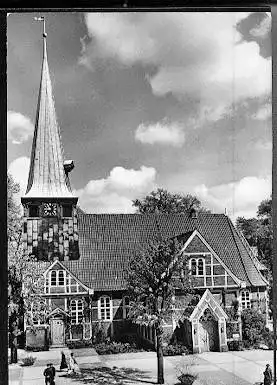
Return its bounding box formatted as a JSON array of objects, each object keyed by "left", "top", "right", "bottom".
[{"left": 21, "top": 24, "right": 79, "bottom": 262}]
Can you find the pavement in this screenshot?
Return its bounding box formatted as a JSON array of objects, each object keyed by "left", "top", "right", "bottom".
[{"left": 8, "top": 347, "right": 273, "bottom": 385}]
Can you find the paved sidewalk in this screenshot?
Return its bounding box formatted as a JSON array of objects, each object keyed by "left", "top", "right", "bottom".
[{"left": 9, "top": 348, "right": 273, "bottom": 385}]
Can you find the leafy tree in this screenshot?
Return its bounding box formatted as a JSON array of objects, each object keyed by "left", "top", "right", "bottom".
[
  {"left": 132, "top": 188, "right": 208, "bottom": 214},
  {"left": 236, "top": 196, "right": 272, "bottom": 271},
  {"left": 236, "top": 217, "right": 259, "bottom": 247},
  {"left": 8, "top": 173, "right": 23, "bottom": 363},
  {"left": 8, "top": 173, "right": 47, "bottom": 363},
  {"left": 126, "top": 237, "right": 192, "bottom": 384}
]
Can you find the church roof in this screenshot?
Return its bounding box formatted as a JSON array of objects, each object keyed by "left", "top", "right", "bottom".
[
  {"left": 23, "top": 25, "right": 75, "bottom": 199},
  {"left": 61, "top": 212, "right": 267, "bottom": 291}
]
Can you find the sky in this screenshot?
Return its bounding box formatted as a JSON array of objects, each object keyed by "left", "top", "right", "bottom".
[{"left": 7, "top": 12, "right": 272, "bottom": 220}]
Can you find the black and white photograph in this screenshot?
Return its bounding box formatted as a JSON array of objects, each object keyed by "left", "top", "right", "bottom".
[{"left": 7, "top": 11, "right": 273, "bottom": 385}]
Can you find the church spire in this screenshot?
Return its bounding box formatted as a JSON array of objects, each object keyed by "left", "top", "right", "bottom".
[{"left": 24, "top": 17, "right": 75, "bottom": 198}]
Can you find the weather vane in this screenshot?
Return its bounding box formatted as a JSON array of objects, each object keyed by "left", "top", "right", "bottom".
[{"left": 34, "top": 16, "right": 46, "bottom": 38}]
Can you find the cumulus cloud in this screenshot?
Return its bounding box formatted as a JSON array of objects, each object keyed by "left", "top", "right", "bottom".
[
  {"left": 75, "top": 165, "right": 156, "bottom": 213},
  {"left": 80, "top": 12, "right": 271, "bottom": 122},
  {"left": 135, "top": 121, "right": 185, "bottom": 146},
  {"left": 252, "top": 102, "right": 271, "bottom": 120},
  {"left": 195, "top": 176, "right": 271, "bottom": 219},
  {"left": 7, "top": 111, "right": 34, "bottom": 144},
  {"left": 8, "top": 157, "right": 30, "bottom": 208},
  {"left": 250, "top": 14, "right": 271, "bottom": 39}
]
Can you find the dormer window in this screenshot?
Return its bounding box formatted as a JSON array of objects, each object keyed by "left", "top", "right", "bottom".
[
  {"left": 29, "top": 205, "right": 39, "bottom": 217},
  {"left": 62, "top": 204, "right": 72, "bottom": 217}
]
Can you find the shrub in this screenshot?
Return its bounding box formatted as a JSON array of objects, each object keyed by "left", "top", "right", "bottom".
[
  {"left": 163, "top": 343, "right": 190, "bottom": 356},
  {"left": 261, "top": 328, "right": 274, "bottom": 349},
  {"left": 21, "top": 356, "right": 36, "bottom": 366},
  {"left": 94, "top": 341, "right": 143, "bottom": 355},
  {"left": 66, "top": 339, "right": 93, "bottom": 349},
  {"left": 227, "top": 340, "right": 244, "bottom": 351},
  {"left": 241, "top": 309, "right": 266, "bottom": 347},
  {"left": 177, "top": 373, "right": 197, "bottom": 385}
]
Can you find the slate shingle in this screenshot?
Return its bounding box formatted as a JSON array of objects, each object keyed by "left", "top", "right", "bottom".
[{"left": 62, "top": 212, "right": 267, "bottom": 291}]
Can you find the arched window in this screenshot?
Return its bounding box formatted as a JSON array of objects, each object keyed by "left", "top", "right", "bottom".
[
  {"left": 50, "top": 271, "right": 57, "bottom": 286},
  {"left": 241, "top": 290, "right": 251, "bottom": 309},
  {"left": 70, "top": 299, "right": 83, "bottom": 324},
  {"left": 58, "top": 270, "right": 65, "bottom": 286},
  {"left": 123, "top": 296, "right": 130, "bottom": 319},
  {"left": 191, "top": 259, "right": 197, "bottom": 275},
  {"left": 198, "top": 258, "right": 204, "bottom": 276},
  {"left": 99, "top": 296, "right": 112, "bottom": 321},
  {"left": 190, "top": 257, "right": 205, "bottom": 276}
]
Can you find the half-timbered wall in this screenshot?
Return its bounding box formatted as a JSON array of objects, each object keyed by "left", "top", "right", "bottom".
[{"left": 187, "top": 253, "right": 238, "bottom": 288}]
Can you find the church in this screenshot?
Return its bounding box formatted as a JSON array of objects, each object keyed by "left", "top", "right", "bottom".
[{"left": 21, "top": 27, "right": 269, "bottom": 354}]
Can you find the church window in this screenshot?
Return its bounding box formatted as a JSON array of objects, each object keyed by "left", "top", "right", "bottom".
[
  {"left": 99, "top": 296, "right": 112, "bottom": 321},
  {"left": 241, "top": 290, "right": 251, "bottom": 309},
  {"left": 190, "top": 257, "right": 205, "bottom": 276},
  {"left": 62, "top": 204, "right": 72, "bottom": 217},
  {"left": 70, "top": 299, "right": 83, "bottom": 324},
  {"left": 50, "top": 271, "right": 57, "bottom": 286},
  {"left": 191, "top": 259, "right": 197, "bottom": 275},
  {"left": 198, "top": 258, "right": 204, "bottom": 275},
  {"left": 58, "top": 270, "right": 65, "bottom": 286},
  {"left": 29, "top": 205, "right": 39, "bottom": 217},
  {"left": 123, "top": 296, "right": 130, "bottom": 319}
]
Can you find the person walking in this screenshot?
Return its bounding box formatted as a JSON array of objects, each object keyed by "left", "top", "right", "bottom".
[
  {"left": 60, "top": 351, "right": 68, "bottom": 371},
  {"left": 263, "top": 364, "right": 273, "bottom": 385},
  {"left": 68, "top": 352, "right": 80, "bottom": 374},
  {"left": 43, "top": 363, "right": 55, "bottom": 385}
]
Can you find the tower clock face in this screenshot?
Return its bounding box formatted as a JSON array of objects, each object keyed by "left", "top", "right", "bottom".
[{"left": 43, "top": 203, "right": 58, "bottom": 217}]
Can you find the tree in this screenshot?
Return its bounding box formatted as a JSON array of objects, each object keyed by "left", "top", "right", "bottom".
[
  {"left": 8, "top": 173, "right": 47, "bottom": 363},
  {"left": 236, "top": 217, "right": 259, "bottom": 247},
  {"left": 8, "top": 173, "right": 23, "bottom": 363},
  {"left": 126, "top": 237, "right": 192, "bottom": 384},
  {"left": 236, "top": 196, "right": 272, "bottom": 271},
  {"left": 132, "top": 188, "right": 208, "bottom": 214}
]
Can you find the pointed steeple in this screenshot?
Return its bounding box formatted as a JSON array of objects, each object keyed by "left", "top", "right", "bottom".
[{"left": 24, "top": 18, "right": 75, "bottom": 198}]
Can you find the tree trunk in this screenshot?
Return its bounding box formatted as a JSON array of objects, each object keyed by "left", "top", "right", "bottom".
[
  {"left": 10, "top": 334, "right": 18, "bottom": 364},
  {"left": 156, "top": 327, "right": 164, "bottom": 384}
]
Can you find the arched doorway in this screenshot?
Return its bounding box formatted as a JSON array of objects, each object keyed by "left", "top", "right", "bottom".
[{"left": 199, "top": 308, "right": 219, "bottom": 352}]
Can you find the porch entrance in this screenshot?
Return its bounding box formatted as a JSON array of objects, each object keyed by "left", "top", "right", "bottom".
[
  {"left": 50, "top": 318, "right": 65, "bottom": 346},
  {"left": 199, "top": 308, "right": 219, "bottom": 352}
]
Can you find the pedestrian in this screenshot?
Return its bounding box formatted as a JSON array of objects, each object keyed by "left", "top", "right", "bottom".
[
  {"left": 49, "top": 363, "right": 56, "bottom": 385},
  {"left": 60, "top": 351, "right": 68, "bottom": 371},
  {"left": 68, "top": 352, "right": 80, "bottom": 374},
  {"left": 43, "top": 363, "right": 55, "bottom": 385},
  {"left": 263, "top": 364, "right": 272, "bottom": 385}
]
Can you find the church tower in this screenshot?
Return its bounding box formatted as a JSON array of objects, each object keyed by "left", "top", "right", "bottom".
[{"left": 21, "top": 19, "right": 79, "bottom": 261}]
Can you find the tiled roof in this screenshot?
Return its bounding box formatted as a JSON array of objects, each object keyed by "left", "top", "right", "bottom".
[
  {"left": 62, "top": 213, "right": 267, "bottom": 291},
  {"left": 23, "top": 34, "right": 75, "bottom": 199}
]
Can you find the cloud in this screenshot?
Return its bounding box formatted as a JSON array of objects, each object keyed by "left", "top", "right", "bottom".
[
  {"left": 135, "top": 121, "right": 185, "bottom": 146},
  {"left": 254, "top": 140, "right": 272, "bottom": 151},
  {"left": 195, "top": 176, "right": 271, "bottom": 219},
  {"left": 7, "top": 111, "right": 34, "bottom": 144},
  {"left": 8, "top": 157, "right": 30, "bottom": 208},
  {"left": 252, "top": 102, "right": 271, "bottom": 120},
  {"left": 75, "top": 165, "right": 156, "bottom": 213},
  {"left": 250, "top": 14, "right": 271, "bottom": 39},
  {"left": 81, "top": 13, "right": 271, "bottom": 123}
]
